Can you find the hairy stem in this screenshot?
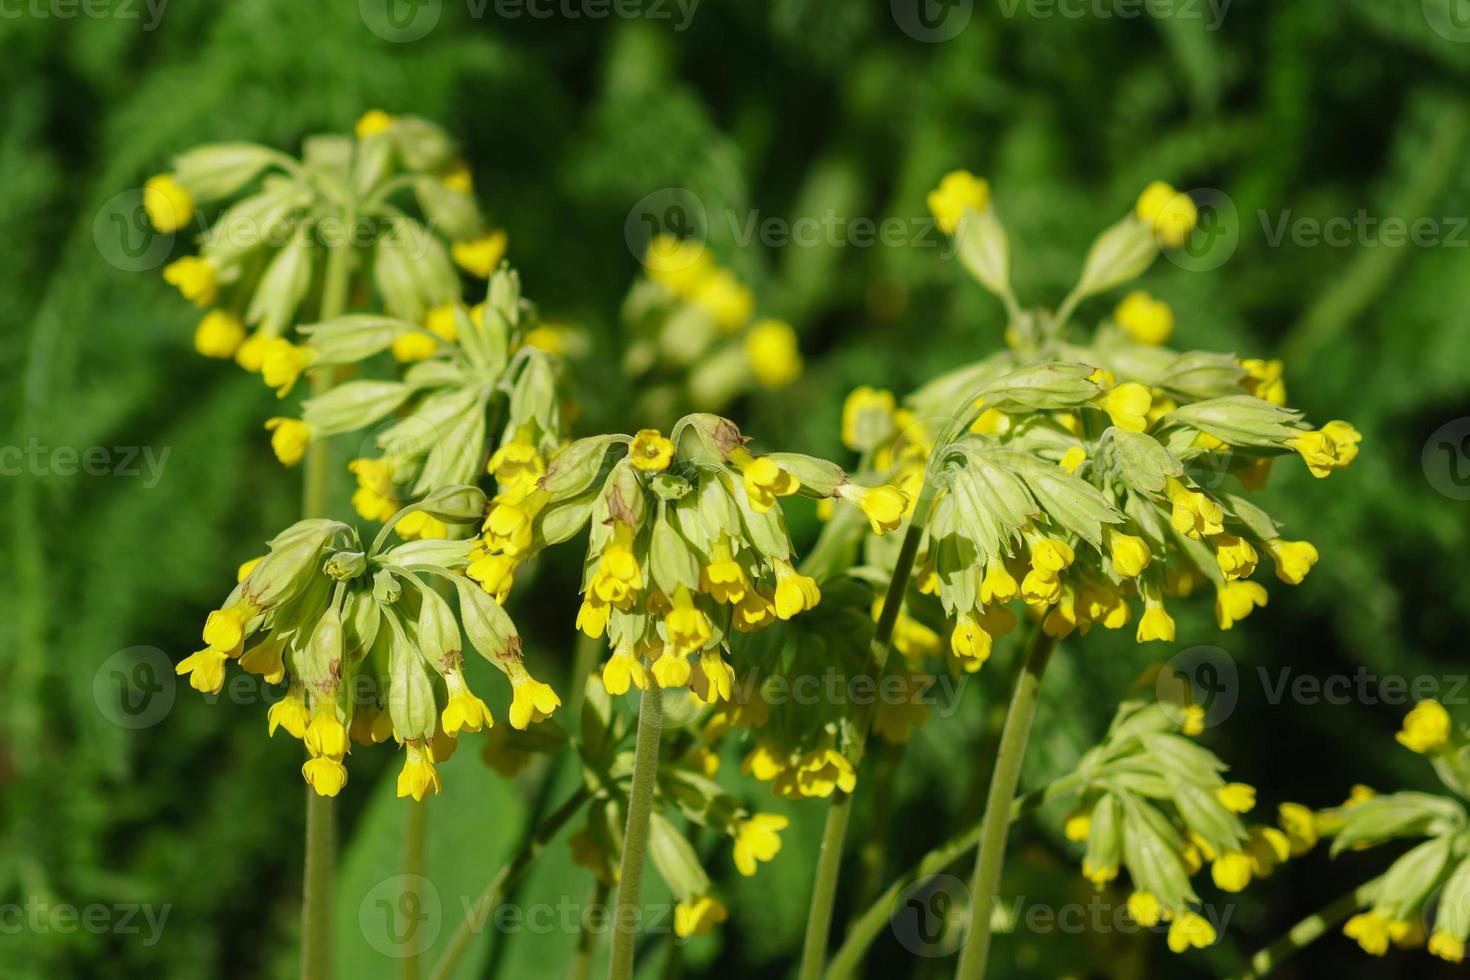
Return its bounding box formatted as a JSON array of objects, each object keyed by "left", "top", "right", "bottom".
[
  {"left": 953, "top": 626, "right": 1059, "bottom": 980},
  {"left": 401, "top": 800, "right": 428, "bottom": 980},
  {"left": 1233, "top": 875, "right": 1383, "bottom": 980},
  {"left": 607, "top": 680, "right": 664, "bottom": 980},
  {"left": 427, "top": 787, "right": 592, "bottom": 980}
]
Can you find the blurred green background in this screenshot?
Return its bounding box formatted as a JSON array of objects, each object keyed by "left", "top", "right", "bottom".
[{"left": 5, "top": 0, "right": 1470, "bottom": 977}]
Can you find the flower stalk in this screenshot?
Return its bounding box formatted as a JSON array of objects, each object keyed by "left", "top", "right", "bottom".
[
  {"left": 607, "top": 680, "right": 665, "bottom": 980},
  {"left": 1233, "top": 875, "right": 1386, "bottom": 980}
]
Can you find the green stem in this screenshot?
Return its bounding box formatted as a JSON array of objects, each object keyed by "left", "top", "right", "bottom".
[
  {"left": 570, "top": 879, "right": 611, "bottom": 980},
  {"left": 1233, "top": 874, "right": 1383, "bottom": 980},
  {"left": 824, "top": 773, "right": 1082, "bottom": 980},
  {"left": 402, "top": 800, "right": 428, "bottom": 980},
  {"left": 427, "top": 787, "right": 592, "bottom": 980},
  {"left": 300, "top": 211, "right": 354, "bottom": 980},
  {"left": 952, "top": 626, "right": 1059, "bottom": 980},
  {"left": 797, "top": 487, "right": 938, "bottom": 980},
  {"left": 607, "top": 680, "right": 664, "bottom": 980}
]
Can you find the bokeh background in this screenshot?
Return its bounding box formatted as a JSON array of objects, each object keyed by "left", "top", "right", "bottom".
[{"left": 5, "top": 0, "right": 1470, "bottom": 977}]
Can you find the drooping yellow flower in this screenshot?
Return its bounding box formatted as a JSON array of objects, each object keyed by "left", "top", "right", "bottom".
[
  {"left": 733, "top": 589, "right": 776, "bottom": 631},
  {"left": 666, "top": 589, "right": 713, "bottom": 656},
  {"left": 482, "top": 497, "right": 539, "bottom": 557},
  {"left": 1058, "top": 446, "right": 1087, "bottom": 474},
  {"left": 1030, "top": 537, "right": 1075, "bottom": 573},
  {"left": 1166, "top": 910, "right": 1217, "bottom": 953},
  {"left": 1277, "top": 802, "right": 1319, "bottom": 856},
  {"left": 176, "top": 648, "right": 228, "bottom": 694},
  {"left": 730, "top": 448, "right": 801, "bottom": 511},
  {"left": 267, "top": 686, "right": 311, "bottom": 739},
  {"left": 1137, "top": 598, "right": 1176, "bottom": 643},
  {"left": 927, "top": 170, "right": 991, "bottom": 235},
  {"left": 1213, "top": 534, "right": 1259, "bottom": 581},
  {"left": 305, "top": 710, "right": 350, "bottom": 759},
  {"left": 1267, "top": 539, "right": 1318, "bottom": 585},
  {"left": 838, "top": 483, "right": 909, "bottom": 535},
  {"left": 391, "top": 328, "right": 439, "bottom": 363},
  {"left": 690, "top": 268, "right": 754, "bottom": 332},
  {"left": 144, "top": 173, "right": 194, "bottom": 233},
  {"left": 1135, "top": 181, "right": 1198, "bottom": 248},
  {"left": 674, "top": 895, "right": 728, "bottom": 938},
  {"left": 203, "top": 606, "right": 247, "bottom": 654},
  {"left": 644, "top": 234, "right": 715, "bottom": 298},
  {"left": 702, "top": 555, "right": 748, "bottom": 605},
  {"left": 355, "top": 109, "right": 395, "bottom": 139},
  {"left": 731, "top": 813, "right": 789, "bottom": 876},
  {"left": 1106, "top": 530, "right": 1151, "bottom": 578},
  {"left": 980, "top": 559, "right": 1018, "bottom": 604},
  {"left": 1397, "top": 699, "right": 1452, "bottom": 754},
  {"left": 194, "top": 310, "right": 245, "bottom": 358},
  {"left": 1114, "top": 291, "right": 1174, "bottom": 345},
  {"left": 698, "top": 651, "right": 735, "bottom": 703},
  {"left": 487, "top": 438, "right": 546, "bottom": 496},
  {"left": 1286, "top": 421, "right": 1362, "bottom": 478},
  {"left": 259, "top": 337, "right": 314, "bottom": 397},
  {"left": 508, "top": 675, "right": 561, "bottom": 730},
  {"left": 602, "top": 645, "right": 648, "bottom": 696},
  {"left": 629, "top": 429, "right": 674, "bottom": 472},
  {"left": 1343, "top": 912, "right": 1399, "bottom": 956},
  {"left": 1081, "top": 859, "right": 1117, "bottom": 886},
  {"left": 396, "top": 511, "right": 449, "bottom": 541},
  {"left": 1215, "top": 580, "right": 1268, "bottom": 630},
  {"left": 239, "top": 636, "right": 285, "bottom": 683},
  {"left": 1167, "top": 478, "right": 1224, "bottom": 539},
  {"left": 302, "top": 756, "right": 348, "bottom": 797},
  {"left": 773, "top": 560, "right": 821, "bottom": 620},
  {"left": 793, "top": 743, "right": 857, "bottom": 798},
  {"left": 950, "top": 612, "right": 993, "bottom": 672},
  {"left": 1020, "top": 567, "right": 1061, "bottom": 607},
  {"left": 451, "top": 231, "right": 508, "bottom": 278},
  {"left": 1240, "top": 358, "right": 1287, "bottom": 405},
  {"left": 1430, "top": 931, "right": 1466, "bottom": 964},
  {"left": 841, "top": 386, "right": 896, "bottom": 451},
  {"left": 1094, "top": 381, "right": 1153, "bottom": 432},
  {"left": 396, "top": 742, "right": 441, "bottom": 801},
  {"left": 442, "top": 674, "right": 494, "bottom": 734},
  {"left": 234, "top": 332, "right": 268, "bottom": 373},
  {"left": 1127, "top": 891, "right": 1162, "bottom": 927},
  {"left": 744, "top": 318, "right": 803, "bottom": 387},
  {"left": 1063, "top": 808, "right": 1091, "bottom": 843},
  {"left": 1217, "top": 783, "right": 1257, "bottom": 814},
  {"left": 264, "top": 417, "right": 312, "bottom": 467},
  {"left": 349, "top": 457, "right": 400, "bottom": 523},
  {"left": 163, "top": 255, "right": 217, "bottom": 307}
]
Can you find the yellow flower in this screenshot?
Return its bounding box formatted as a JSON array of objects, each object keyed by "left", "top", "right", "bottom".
[
  {"left": 1267, "top": 539, "right": 1318, "bottom": 585},
  {"left": 590, "top": 539, "right": 643, "bottom": 607},
  {"left": 1082, "top": 859, "right": 1117, "bottom": 886},
  {"left": 980, "top": 559, "right": 1018, "bottom": 604},
  {"left": 302, "top": 756, "right": 348, "bottom": 797},
  {"left": 644, "top": 234, "right": 715, "bottom": 298},
  {"left": 927, "top": 170, "right": 991, "bottom": 235},
  {"left": 305, "top": 711, "right": 350, "bottom": 758},
  {"left": 144, "top": 173, "right": 194, "bottom": 233},
  {"left": 1217, "top": 783, "right": 1256, "bottom": 814},
  {"left": 733, "top": 450, "right": 802, "bottom": 512},
  {"left": 602, "top": 646, "right": 648, "bottom": 696},
  {"left": 488, "top": 438, "right": 546, "bottom": 494},
  {"left": 267, "top": 687, "right": 311, "bottom": 739},
  {"left": 773, "top": 561, "right": 821, "bottom": 620},
  {"left": 1030, "top": 537, "right": 1075, "bottom": 573},
  {"left": 203, "top": 606, "right": 247, "bottom": 653},
  {"left": 1059, "top": 446, "right": 1087, "bottom": 474},
  {"left": 1166, "top": 910, "right": 1217, "bottom": 953},
  {"left": 838, "top": 483, "right": 909, "bottom": 535},
  {"left": 194, "top": 310, "right": 246, "bottom": 358},
  {"left": 690, "top": 268, "right": 754, "bottom": 332},
  {"left": 1020, "top": 568, "right": 1061, "bottom": 607},
  {"left": 950, "top": 613, "right": 993, "bottom": 672},
  {"left": 970, "top": 405, "right": 1011, "bottom": 436},
  {"left": 451, "top": 231, "right": 508, "bottom": 278},
  {"left": 440, "top": 158, "right": 473, "bottom": 193},
  {"left": 176, "top": 648, "right": 228, "bottom": 694},
  {"left": 1397, "top": 699, "right": 1452, "bottom": 754},
  {"left": 733, "top": 589, "right": 776, "bottom": 631},
  {"left": 1277, "top": 802, "right": 1319, "bottom": 856},
  {"left": 259, "top": 337, "right": 314, "bottom": 397},
  {"left": 1286, "top": 421, "right": 1361, "bottom": 478},
  {"left": 1167, "top": 478, "right": 1224, "bottom": 539},
  {"left": 742, "top": 742, "right": 785, "bottom": 782},
  {"left": 396, "top": 511, "right": 448, "bottom": 541},
  {"left": 442, "top": 678, "right": 494, "bottom": 735},
  {"left": 1093, "top": 381, "right": 1153, "bottom": 433},
  {"left": 508, "top": 675, "right": 560, "bottom": 730},
  {"left": 576, "top": 596, "right": 611, "bottom": 638},
  {"left": 349, "top": 457, "right": 400, "bottom": 523},
  {"left": 1215, "top": 580, "right": 1268, "bottom": 630},
  {"left": 1114, "top": 291, "right": 1174, "bottom": 345},
  {"left": 482, "top": 498, "right": 538, "bottom": 557},
  {"left": 732, "top": 813, "right": 789, "bottom": 876},
  {"left": 744, "top": 318, "right": 802, "bottom": 387},
  {"left": 1240, "top": 358, "right": 1287, "bottom": 405},
  {"left": 674, "top": 895, "right": 728, "bottom": 938},
  {"left": 1063, "top": 808, "right": 1091, "bottom": 843},
  {"left": 264, "top": 417, "right": 312, "bottom": 467},
  {"left": 1137, "top": 599, "right": 1176, "bottom": 643},
  {"left": 702, "top": 557, "right": 748, "bottom": 604},
  {"left": 391, "top": 329, "right": 439, "bottom": 363},
  {"left": 794, "top": 745, "right": 857, "bottom": 798},
  {"left": 629, "top": 429, "right": 674, "bottom": 472},
  {"left": 355, "top": 109, "right": 395, "bottom": 139},
  {"left": 239, "top": 636, "right": 285, "bottom": 683},
  {"left": 163, "top": 255, "right": 217, "bottom": 307},
  {"left": 237, "top": 556, "right": 262, "bottom": 582},
  {"left": 697, "top": 651, "right": 734, "bottom": 703},
  {"left": 235, "top": 332, "right": 268, "bottom": 373},
  {"left": 1343, "top": 912, "right": 1396, "bottom": 956},
  {"left": 1213, "top": 534, "right": 1259, "bottom": 581},
  {"left": 842, "top": 387, "right": 895, "bottom": 450},
  {"left": 1106, "top": 530, "right": 1151, "bottom": 578},
  {"left": 1127, "top": 891, "right": 1162, "bottom": 927},
  {"left": 1430, "top": 931, "right": 1466, "bottom": 964},
  {"left": 396, "top": 743, "right": 442, "bottom": 802},
  {"left": 1181, "top": 705, "right": 1205, "bottom": 736},
  {"left": 1135, "top": 181, "right": 1198, "bottom": 248},
  {"left": 1246, "top": 825, "right": 1291, "bottom": 877}
]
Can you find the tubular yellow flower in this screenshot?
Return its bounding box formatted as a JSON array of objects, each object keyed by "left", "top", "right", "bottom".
[
  {"left": 194, "top": 310, "right": 246, "bottom": 358},
  {"left": 1081, "top": 859, "right": 1117, "bottom": 886},
  {"left": 1136, "top": 598, "right": 1176, "bottom": 643},
  {"left": 1030, "top": 537, "right": 1075, "bottom": 573},
  {"left": 267, "top": 686, "right": 311, "bottom": 739},
  {"left": 391, "top": 328, "right": 439, "bottom": 363},
  {"left": 1166, "top": 910, "right": 1217, "bottom": 953},
  {"left": 237, "top": 556, "right": 262, "bottom": 582},
  {"left": 1267, "top": 539, "right": 1318, "bottom": 585},
  {"left": 234, "top": 332, "right": 268, "bottom": 373},
  {"left": 842, "top": 386, "right": 895, "bottom": 450},
  {"left": 144, "top": 173, "right": 194, "bottom": 232},
  {"left": 442, "top": 675, "right": 494, "bottom": 734},
  {"left": 691, "top": 267, "right": 754, "bottom": 332},
  {"left": 467, "top": 555, "right": 517, "bottom": 603},
  {"left": 1093, "top": 381, "right": 1153, "bottom": 432},
  {"left": 1277, "top": 802, "right": 1319, "bottom": 856},
  {"left": 674, "top": 895, "right": 728, "bottom": 938},
  {"left": 1215, "top": 580, "right": 1268, "bottom": 630},
  {"left": 264, "top": 417, "right": 313, "bottom": 467},
  {"left": 652, "top": 647, "right": 692, "bottom": 688},
  {"left": 1106, "top": 530, "right": 1151, "bottom": 578},
  {"left": 794, "top": 745, "right": 857, "bottom": 798},
  {"left": 697, "top": 651, "right": 734, "bottom": 703},
  {"left": 666, "top": 590, "right": 713, "bottom": 656},
  {"left": 355, "top": 109, "right": 395, "bottom": 139},
  {"left": 730, "top": 448, "right": 801, "bottom": 511},
  {"left": 396, "top": 511, "right": 448, "bottom": 541},
  {"left": 1246, "top": 825, "right": 1291, "bottom": 877},
  {"left": 644, "top": 234, "right": 715, "bottom": 297},
  {"left": 1114, "top": 291, "right": 1174, "bottom": 345},
  {"left": 576, "top": 596, "right": 611, "bottom": 638},
  {"left": 488, "top": 438, "right": 546, "bottom": 497},
  {"left": 396, "top": 742, "right": 442, "bottom": 802},
  {"left": 508, "top": 675, "right": 560, "bottom": 730},
  {"left": 305, "top": 710, "right": 350, "bottom": 759},
  {"left": 742, "top": 742, "right": 784, "bottom": 782},
  {"left": 602, "top": 645, "right": 648, "bottom": 696},
  {"left": 1397, "top": 699, "right": 1452, "bottom": 754},
  {"left": 1059, "top": 446, "right": 1087, "bottom": 474},
  {"left": 1241, "top": 358, "right": 1287, "bottom": 405},
  {"left": 259, "top": 337, "right": 315, "bottom": 397},
  {"left": 629, "top": 429, "right": 674, "bottom": 472},
  {"left": 239, "top": 637, "right": 285, "bottom": 683},
  {"left": 733, "top": 589, "right": 776, "bottom": 631},
  {"left": 451, "top": 231, "right": 508, "bottom": 278},
  {"left": 950, "top": 612, "right": 993, "bottom": 672},
  {"left": 1136, "top": 181, "right": 1198, "bottom": 249},
  {"left": 927, "top": 170, "right": 991, "bottom": 235},
  {"left": 1127, "top": 891, "right": 1162, "bottom": 927},
  {"left": 1063, "top": 808, "right": 1091, "bottom": 843},
  {"left": 203, "top": 606, "right": 247, "bottom": 653},
  {"left": 162, "top": 255, "right": 217, "bottom": 307},
  {"left": 773, "top": 560, "right": 821, "bottom": 620},
  {"left": 1343, "top": 912, "right": 1396, "bottom": 956},
  {"left": 1430, "top": 932, "right": 1466, "bottom": 964},
  {"left": 1167, "top": 478, "right": 1225, "bottom": 539},
  {"left": 744, "top": 318, "right": 803, "bottom": 387},
  {"left": 1213, "top": 534, "right": 1259, "bottom": 581},
  {"left": 1217, "top": 782, "right": 1257, "bottom": 814},
  {"left": 482, "top": 496, "right": 540, "bottom": 557},
  {"left": 302, "top": 756, "right": 348, "bottom": 797},
  {"left": 838, "top": 482, "right": 908, "bottom": 535},
  {"left": 176, "top": 648, "right": 228, "bottom": 694},
  {"left": 731, "top": 813, "right": 789, "bottom": 876},
  {"left": 349, "top": 457, "right": 400, "bottom": 523},
  {"left": 1286, "top": 421, "right": 1362, "bottom": 478},
  {"left": 1020, "top": 567, "right": 1061, "bottom": 607},
  {"left": 701, "top": 556, "right": 748, "bottom": 604},
  {"left": 980, "top": 559, "right": 1018, "bottom": 604}
]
